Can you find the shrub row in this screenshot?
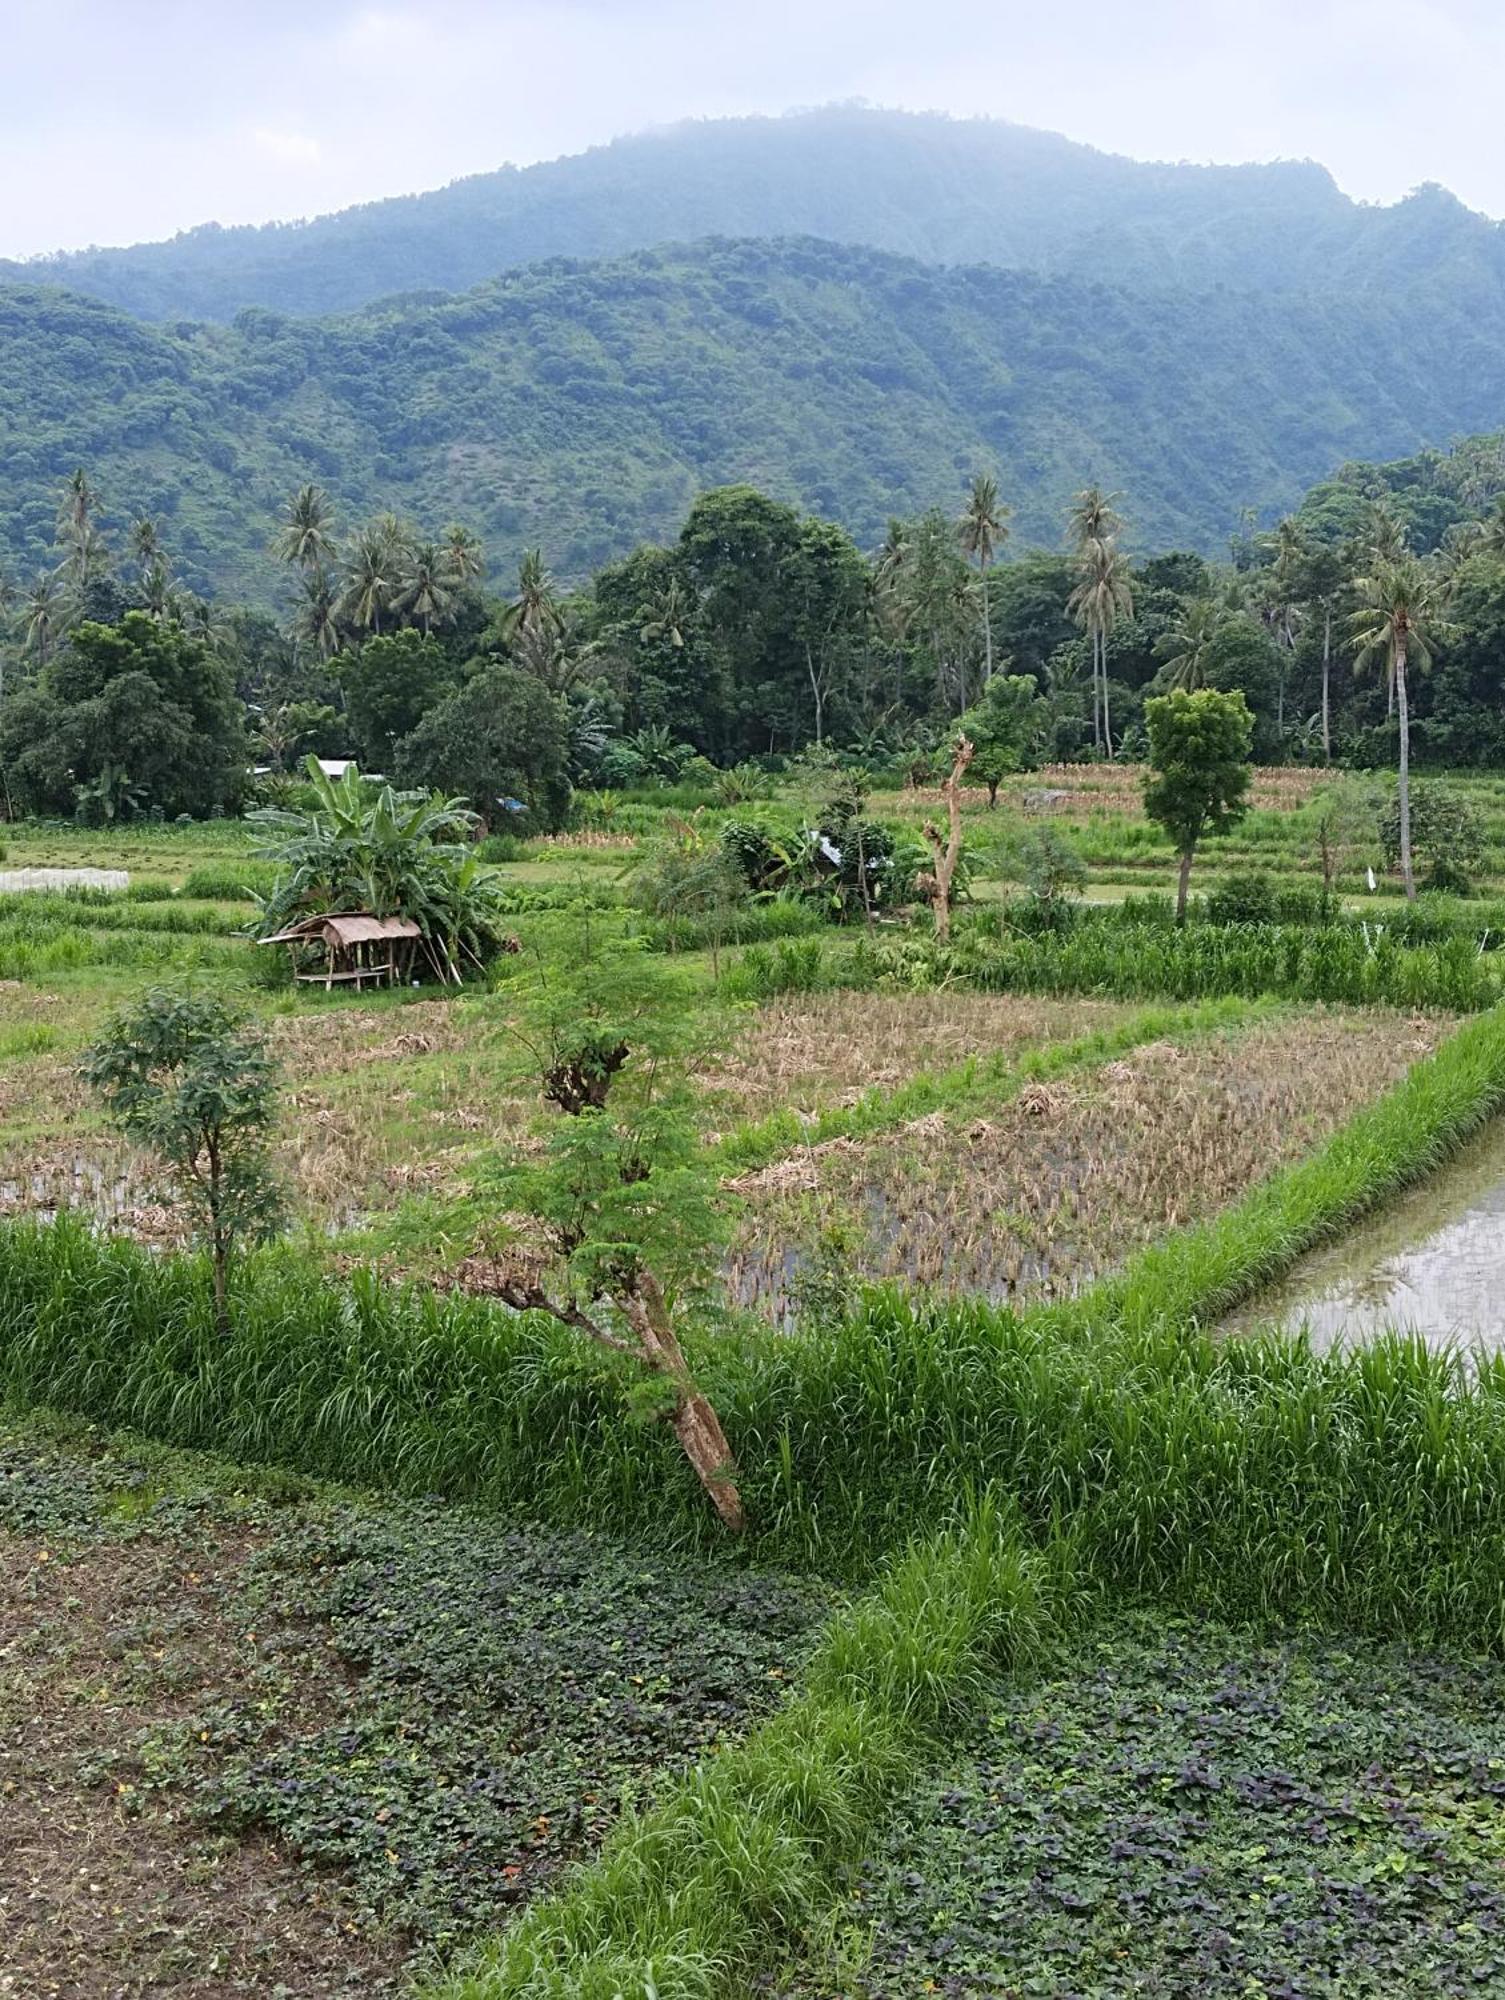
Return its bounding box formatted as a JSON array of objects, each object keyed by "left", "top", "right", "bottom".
[{"left": 932, "top": 915, "right": 1498, "bottom": 1010}]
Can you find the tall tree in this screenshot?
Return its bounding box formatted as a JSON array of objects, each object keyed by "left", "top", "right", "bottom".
[
  {"left": 22, "top": 571, "right": 62, "bottom": 665},
  {"left": 441, "top": 523, "right": 485, "bottom": 589},
  {"left": 1067, "top": 487, "right": 1129, "bottom": 752},
  {"left": 1349, "top": 557, "right": 1450, "bottom": 903},
  {"left": 274, "top": 484, "right": 337, "bottom": 573},
  {"left": 1260, "top": 516, "right": 1306, "bottom": 737},
  {"left": 1143, "top": 688, "right": 1254, "bottom": 922},
  {"left": 56, "top": 467, "right": 109, "bottom": 590},
  {"left": 957, "top": 473, "right": 1010, "bottom": 685},
  {"left": 503, "top": 548, "right": 563, "bottom": 647},
  {"left": 340, "top": 526, "right": 395, "bottom": 638},
  {"left": 1067, "top": 535, "right": 1133, "bottom": 756},
  {"left": 395, "top": 540, "right": 456, "bottom": 637},
  {"left": 295, "top": 566, "right": 342, "bottom": 662}
]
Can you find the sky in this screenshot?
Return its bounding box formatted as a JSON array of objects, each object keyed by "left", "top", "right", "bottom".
[{"left": 3, "top": 0, "right": 1503, "bottom": 257}]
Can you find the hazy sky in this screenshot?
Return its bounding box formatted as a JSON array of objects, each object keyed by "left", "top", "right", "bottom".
[{"left": 3, "top": 0, "right": 1502, "bottom": 256}]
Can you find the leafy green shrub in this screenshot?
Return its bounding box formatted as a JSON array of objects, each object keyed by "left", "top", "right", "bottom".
[
  {"left": 1273, "top": 881, "right": 1323, "bottom": 924},
  {"left": 1379, "top": 781, "right": 1486, "bottom": 893},
  {"left": 475, "top": 832, "right": 529, "bottom": 864},
  {"left": 722, "top": 936, "right": 827, "bottom": 1000},
  {"left": 1206, "top": 872, "right": 1276, "bottom": 926}
]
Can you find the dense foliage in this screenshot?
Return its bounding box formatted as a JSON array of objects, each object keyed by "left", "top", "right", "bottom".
[
  {"left": 8, "top": 227, "right": 1505, "bottom": 601},
  {"left": 802, "top": 1616, "right": 1505, "bottom": 1998},
  {"left": 0, "top": 610, "right": 245, "bottom": 819}
]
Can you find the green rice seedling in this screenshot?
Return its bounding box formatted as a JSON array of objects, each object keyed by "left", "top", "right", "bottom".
[{"left": 179, "top": 860, "right": 279, "bottom": 902}]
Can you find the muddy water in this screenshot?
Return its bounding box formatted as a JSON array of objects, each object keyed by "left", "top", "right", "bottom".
[{"left": 1227, "top": 1118, "right": 1505, "bottom": 1350}]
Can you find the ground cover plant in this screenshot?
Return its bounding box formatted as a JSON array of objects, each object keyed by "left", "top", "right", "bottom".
[
  {"left": 0, "top": 1410, "right": 828, "bottom": 1998},
  {"left": 785, "top": 1614, "right": 1505, "bottom": 1999}
]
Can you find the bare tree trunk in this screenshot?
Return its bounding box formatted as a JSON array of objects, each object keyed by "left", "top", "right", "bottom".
[
  {"left": 922, "top": 738, "right": 974, "bottom": 942},
  {"left": 806, "top": 641, "right": 824, "bottom": 748},
  {"left": 625, "top": 1270, "right": 745, "bottom": 1532},
  {"left": 1396, "top": 646, "right": 1415, "bottom": 903},
  {"left": 1321, "top": 603, "right": 1332, "bottom": 763},
  {"left": 1176, "top": 846, "right": 1194, "bottom": 925},
  {"left": 496, "top": 1270, "right": 746, "bottom": 1531}
]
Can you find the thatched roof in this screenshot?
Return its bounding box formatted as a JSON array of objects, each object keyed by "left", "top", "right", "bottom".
[{"left": 259, "top": 913, "right": 422, "bottom": 947}]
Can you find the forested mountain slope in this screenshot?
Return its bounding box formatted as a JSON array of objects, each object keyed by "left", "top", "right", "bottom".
[
  {"left": 5, "top": 234, "right": 1505, "bottom": 597},
  {"left": 5, "top": 107, "right": 1502, "bottom": 325}
]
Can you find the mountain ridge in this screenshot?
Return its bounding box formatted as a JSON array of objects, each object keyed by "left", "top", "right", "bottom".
[{"left": 6, "top": 107, "right": 1501, "bottom": 325}]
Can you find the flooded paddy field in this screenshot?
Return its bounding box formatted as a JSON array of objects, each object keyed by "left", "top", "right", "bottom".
[{"left": 1229, "top": 1114, "right": 1505, "bottom": 1351}]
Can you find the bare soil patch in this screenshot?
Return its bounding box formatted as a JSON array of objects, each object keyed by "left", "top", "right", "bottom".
[{"left": 704, "top": 991, "right": 1141, "bottom": 1124}]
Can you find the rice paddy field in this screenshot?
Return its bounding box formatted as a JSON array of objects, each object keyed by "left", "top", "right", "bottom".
[{"left": 7, "top": 768, "right": 1505, "bottom": 1996}]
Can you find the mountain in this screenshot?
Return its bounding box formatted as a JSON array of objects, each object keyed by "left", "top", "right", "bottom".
[
  {"left": 5, "top": 107, "right": 1504, "bottom": 326},
  {"left": 6, "top": 234, "right": 1505, "bottom": 600}
]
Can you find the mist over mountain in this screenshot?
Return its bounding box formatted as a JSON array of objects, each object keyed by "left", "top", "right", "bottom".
[
  {"left": 5, "top": 107, "right": 1502, "bottom": 325},
  {"left": 5, "top": 231, "right": 1505, "bottom": 601}
]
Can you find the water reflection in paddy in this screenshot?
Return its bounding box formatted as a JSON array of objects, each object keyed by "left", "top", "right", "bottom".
[{"left": 1227, "top": 1118, "right": 1505, "bottom": 1350}]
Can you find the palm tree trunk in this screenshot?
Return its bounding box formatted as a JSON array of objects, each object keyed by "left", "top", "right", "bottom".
[
  {"left": 1396, "top": 646, "right": 1415, "bottom": 903},
  {"left": 1101, "top": 630, "right": 1114, "bottom": 759},
  {"left": 1091, "top": 629, "right": 1102, "bottom": 753},
  {"left": 1321, "top": 604, "right": 1332, "bottom": 763},
  {"left": 981, "top": 560, "right": 993, "bottom": 686}
]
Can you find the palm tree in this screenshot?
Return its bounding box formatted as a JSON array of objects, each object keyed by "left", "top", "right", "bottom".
[
  {"left": 515, "top": 609, "right": 599, "bottom": 693},
  {"left": 441, "top": 524, "right": 485, "bottom": 588},
  {"left": 340, "top": 527, "right": 394, "bottom": 638},
  {"left": 956, "top": 474, "right": 1010, "bottom": 684},
  {"left": 141, "top": 560, "right": 174, "bottom": 622},
  {"left": 22, "top": 571, "right": 63, "bottom": 664},
  {"left": 1156, "top": 596, "right": 1224, "bottom": 691},
  {"left": 275, "top": 485, "right": 337, "bottom": 573},
  {"left": 638, "top": 576, "right": 691, "bottom": 650},
  {"left": 504, "top": 549, "right": 563, "bottom": 646},
  {"left": 296, "top": 565, "right": 343, "bottom": 661},
  {"left": 1350, "top": 557, "right": 1450, "bottom": 902},
  {"left": 1261, "top": 516, "right": 1307, "bottom": 736},
  {"left": 128, "top": 514, "right": 167, "bottom": 579},
  {"left": 1068, "top": 485, "right": 1122, "bottom": 549},
  {"left": 1067, "top": 487, "right": 1127, "bottom": 751},
  {"left": 1067, "top": 536, "right": 1133, "bottom": 756},
  {"left": 56, "top": 469, "right": 109, "bottom": 591},
  {"left": 396, "top": 541, "right": 456, "bottom": 637}
]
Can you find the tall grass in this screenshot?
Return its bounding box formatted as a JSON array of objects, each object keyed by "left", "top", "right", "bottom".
[
  {"left": 0, "top": 914, "right": 245, "bottom": 978},
  {"left": 941, "top": 916, "right": 1498, "bottom": 1010}
]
